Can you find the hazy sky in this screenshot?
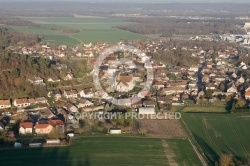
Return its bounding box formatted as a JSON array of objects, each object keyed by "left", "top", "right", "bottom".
[{"left": 0, "top": 0, "right": 250, "bottom": 2}]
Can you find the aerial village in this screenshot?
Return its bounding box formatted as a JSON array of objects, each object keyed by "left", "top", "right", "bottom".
[{"left": 0, "top": 35, "right": 250, "bottom": 147}]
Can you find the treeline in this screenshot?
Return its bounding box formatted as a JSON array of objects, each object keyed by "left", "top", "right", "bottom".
[
  {"left": 0, "top": 28, "right": 41, "bottom": 46},
  {"left": 152, "top": 49, "right": 199, "bottom": 66},
  {"left": 62, "top": 28, "right": 81, "bottom": 34},
  {"left": 0, "top": 17, "right": 40, "bottom": 27},
  {"left": 164, "top": 39, "right": 234, "bottom": 51},
  {"left": 0, "top": 52, "right": 59, "bottom": 99},
  {"left": 116, "top": 18, "right": 245, "bottom": 36}
]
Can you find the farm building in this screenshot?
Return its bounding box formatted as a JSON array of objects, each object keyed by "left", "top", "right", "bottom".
[
  {"left": 14, "top": 142, "right": 22, "bottom": 148},
  {"left": 109, "top": 128, "right": 122, "bottom": 134},
  {"left": 46, "top": 139, "right": 60, "bottom": 144},
  {"left": 67, "top": 133, "right": 74, "bottom": 137},
  {"left": 29, "top": 143, "right": 42, "bottom": 147},
  {"left": 138, "top": 107, "right": 156, "bottom": 115}
]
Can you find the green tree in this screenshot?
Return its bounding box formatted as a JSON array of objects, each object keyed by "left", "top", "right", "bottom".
[{"left": 219, "top": 154, "right": 234, "bottom": 166}]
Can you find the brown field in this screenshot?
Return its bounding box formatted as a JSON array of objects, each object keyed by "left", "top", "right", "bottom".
[{"left": 134, "top": 119, "right": 187, "bottom": 138}]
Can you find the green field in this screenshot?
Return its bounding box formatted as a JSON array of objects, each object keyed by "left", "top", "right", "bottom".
[
  {"left": 182, "top": 113, "right": 250, "bottom": 164},
  {"left": 0, "top": 136, "right": 201, "bottom": 166},
  {"left": 179, "top": 105, "right": 227, "bottom": 113},
  {"left": 164, "top": 139, "right": 202, "bottom": 166},
  {"left": 4, "top": 17, "right": 148, "bottom": 46}
]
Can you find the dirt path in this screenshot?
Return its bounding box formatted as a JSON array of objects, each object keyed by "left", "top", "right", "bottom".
[
  {"left": 68, "top": 34, "right": 83, "bottom": 45},
  {"left": 187, "top": 138, "right": 207, "bottom": 166},
  {"left": 161, "top": 139, "right": 178, "bottom": 166},
  {"left": 181, "top": 118, "right": 208, "bottom": 166}
]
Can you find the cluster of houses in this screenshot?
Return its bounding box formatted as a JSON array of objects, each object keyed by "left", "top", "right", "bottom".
[
  {"left": 7, "top": 42, "right": 114, "bottom": 59},
  {"left": 19, "top": 119, "right": 64, "bottom": 135},
  {"left": 1, "top": 38, "right": 250, "bottom": 139},
  {"left": 27, "top": 71, "right": 74, "bottom": 86},
  {"left": 0, "top": 97, "right": 47, "bottom": 109}
]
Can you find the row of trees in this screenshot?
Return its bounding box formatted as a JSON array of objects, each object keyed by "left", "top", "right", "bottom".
[
  {"left": 152, "top": 49, "right": 200, "bottom": 66},
  {"left": 216, "top": 154, "right": 250, "bottom": 166},
  {"left": 0, "top": 50, "right": 60, "bottom": 99},
  {"left": 0, "top": 28, "right": 41, "bottom": 47},
  {"left": 116, "top": 18, "right": 244, "bottom": 36},
  {"left": 0, "top": 17, "right": 40, "bottom": 27}
]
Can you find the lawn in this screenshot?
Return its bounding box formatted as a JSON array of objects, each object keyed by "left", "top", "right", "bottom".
[
  {"left": 4, "top": 17, "right": 148, "bottom": 46},
  {"left": 182, "top": 113, "right": 250, "bottom": 164},
  {"left": 0, "top": 136, "right": 202, "bottom": 166}
]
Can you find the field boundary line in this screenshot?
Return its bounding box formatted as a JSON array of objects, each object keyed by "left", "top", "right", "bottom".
[{"left": 180, "top": 118, "right": 208, "bottom": 166}]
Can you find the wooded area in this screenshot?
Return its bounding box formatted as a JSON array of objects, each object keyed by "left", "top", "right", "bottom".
[{"left": 116, "top": 18, "right": 245, "bottom": 36}]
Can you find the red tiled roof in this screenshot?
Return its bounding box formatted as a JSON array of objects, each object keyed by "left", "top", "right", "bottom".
[
  {"left": 19, "top": 122, "right": 32, "bottom": 129},
  {"left": 245, "top": 92, "right": 250, "bottom": 96},
  {"left": 49, "top": 119, "right": 64, "bottom": 127},
  {"left": 132, "top": 100, "right": 142, "bottom": 106},
  {"left": 138, "top": 90, "right": 151, "bottom": 97},
  {"left": 105, "top": 56, "right": 116, "bottom": 61},
  {"left": 28, "top": 98, "right": 36, "bottom": 103},
  {"left": 35, "top": 124, "right": 50, "bottom": 129},
  {"left": 15, "top": 98, "right": 29, "bottom": 104},
  {"left": 118, "top": 75, "right": 132, "bottom": 83},
  {"left": 0, "top": 100, "right": 11, "bottom": 105}
]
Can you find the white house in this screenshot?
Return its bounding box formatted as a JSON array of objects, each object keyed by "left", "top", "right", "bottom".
[
  {"left": 19, "top": 122, "right": 33, "bottom": 134},
  {"left": 79, "top": 89, "right": 94, "bottom": 98},
  {"left": 76, "top": 99, "right": 94, "bottom": 108},
  {"left": 0, "top": 100, "right": 11, "bottom": 109},
  {"left": 189, "top": 66, "right": 199, "bottom": 72},
  {"left": 64, "top": 90, "right": 78, "bottom": 99},
  {"left": 34, "top": 123, "right": 53, "bottom": 134},
  {"left": 27, "top": 76, "right": 44, "bottom": 85},
  {"left": 48, "top": 90, "right": 62, "bottom": 101},
  {"left": 236, "top": 76, "right": 245, "bottom": 85},
  {"left": 47, "top": 76, "right": 60, "bottom": 83},
  {"left": 35, "top": 97, "right": 48, "bottom": 104},
  {"left": 13, "top": 98, "right": 30, "bottom": 108},
  {"left": 63, "top": 73, "right": 74, "bottom": 81},
  {"left": 64, "top": 103, "right": 78, "bottom": 113},
  {"left": 115, "top": 75, "right": 135, "bottom": 92},
  {"left": 117, "top": 99, "right": 132, "bottom": 107},
  {"left": 227, "top": 83, "right": 238, "bottom": 93},
  {"left": 206, "top": 83, "right": 216, "bottom": 90},
  {"left": 143, "top": 100, "right": 155, "bottom": 107}
]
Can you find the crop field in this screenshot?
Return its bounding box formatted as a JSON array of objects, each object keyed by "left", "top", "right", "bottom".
[
  {"left": 179, "top": 105, "right": 227, "bottom": 113},
  {"left": 4, "top": 17, "right": 148, "bottom": 46},
  {"left": 0, "top": 136, "right": 201, "bottom": 166},
  {"left": 182, "top": 113, "right": 250, "bottom": 164}
]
